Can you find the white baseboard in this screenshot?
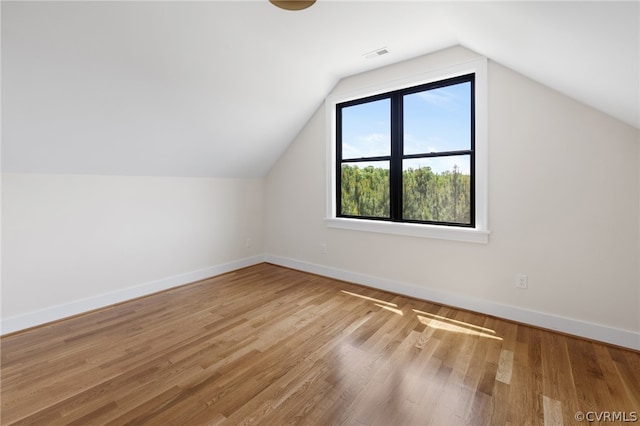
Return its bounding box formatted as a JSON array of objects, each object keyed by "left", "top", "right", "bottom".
[
  {"left": 264, "top": 255, "right": 640, "bottom": 351},
  {"left": 4, "top": 254, "right": 638, "bottom": 351},
  {"left": 0, "top": 256, "right": 264, "bottom": 336}
]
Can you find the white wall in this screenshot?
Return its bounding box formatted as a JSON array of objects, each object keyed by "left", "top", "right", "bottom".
[
  {"left": 265, "top": 47, "right": 640, "bottom": 349},
  {"left": 1, "top": 173, "right": 265, "bottom": 332}
]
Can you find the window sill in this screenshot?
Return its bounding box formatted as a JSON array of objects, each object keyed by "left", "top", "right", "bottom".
[{"left": 325, "top": 217, "right": 489, "bottom": 244}]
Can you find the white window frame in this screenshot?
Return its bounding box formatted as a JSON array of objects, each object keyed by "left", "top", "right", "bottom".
[{"left": 325, "top": 57, "right": 489, "bottom": 244}]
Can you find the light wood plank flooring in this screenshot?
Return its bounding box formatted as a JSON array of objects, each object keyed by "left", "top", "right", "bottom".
[{"left": 2, "top": 263, "right": 639, "bottom": 425}]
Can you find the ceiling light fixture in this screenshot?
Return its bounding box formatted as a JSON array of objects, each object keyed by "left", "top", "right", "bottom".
[{"left": 269, "top": 0, "right": 316, "bottom": 11}]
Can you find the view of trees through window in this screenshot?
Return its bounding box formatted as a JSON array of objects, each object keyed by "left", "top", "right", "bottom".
[
  {"left": 337, "top": 74, "right": 474, "bottom": 226},
  {"left": 341, "top": 164, "right": 470, "bottom": 223}
]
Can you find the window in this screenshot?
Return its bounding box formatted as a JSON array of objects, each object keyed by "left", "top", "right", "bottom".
[
  {"left": 326, "top": 58, "right": 489, "bottom": 243},
  {"left": 337, "top": 74, "right": 474, "bottom": 227}
]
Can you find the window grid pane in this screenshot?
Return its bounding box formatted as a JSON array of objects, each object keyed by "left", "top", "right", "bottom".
[
  {"left": 402, "top": 156, "right": 471, "bottom": 225},
  {"left": 341, "top": 99, "right": 391, "bottom": 160},
  {"left": 341, "top": 162, "right": 390, "bottom": 218},
  {"left": 403, "top": 81, "right": 471, "bottom": 155}
]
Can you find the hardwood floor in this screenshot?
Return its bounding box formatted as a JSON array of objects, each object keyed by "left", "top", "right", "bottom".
[{"left": 2, "top": 263, "right": 639, "bottom": 425}]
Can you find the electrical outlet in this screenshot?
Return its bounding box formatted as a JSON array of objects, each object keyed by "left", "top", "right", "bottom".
[
  {"left": 515, "top": 274, "right": 528, "bottom": 289},
  {"left": 245, "top": 238, "right": 252, "bottom": 248},
  {"left": 320, "top": 243, "right": 327, "bottom": 254}
]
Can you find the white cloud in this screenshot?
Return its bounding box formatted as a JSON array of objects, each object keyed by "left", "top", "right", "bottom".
[
  {"left": 403, "top": 133, "right": 442, "bottom": 154},
  {"left": 343, "top": 132, "right": 390, "bottom": 159},
  {"left": 360, "top": 133, "right": 388, "bottom": 144},
  {"left": 415, "top": 88, "right": 460, "bottom": 110}
]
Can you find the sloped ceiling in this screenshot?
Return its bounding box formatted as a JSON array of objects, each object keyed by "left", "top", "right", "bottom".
[{"left": 2, "top": 1, "right": 638, "bottom": 178}]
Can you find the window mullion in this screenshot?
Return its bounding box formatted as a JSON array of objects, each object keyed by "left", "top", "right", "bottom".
[
  {"left": 335, "top": 106, "right": 343, "bottom": 217},
  {"left": 390, "top": 93, "right": 403, "bottom": 221}
]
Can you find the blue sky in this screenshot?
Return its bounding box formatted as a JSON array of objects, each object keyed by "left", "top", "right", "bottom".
[{"left": 341, "top": 82, "right": 471, "bottom": 174}]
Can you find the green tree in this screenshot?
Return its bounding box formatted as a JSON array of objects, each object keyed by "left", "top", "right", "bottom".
[{"left": 342, "top": 164, "right": 470, "bottom": 224}]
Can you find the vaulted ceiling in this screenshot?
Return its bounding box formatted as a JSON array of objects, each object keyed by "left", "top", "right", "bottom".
[{"left": 2, "top": 1, "right": 638, "bottom": 178}]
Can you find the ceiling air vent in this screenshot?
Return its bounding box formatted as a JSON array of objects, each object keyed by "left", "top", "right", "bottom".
[{"left": 363, "top": 47, "right": 390, "bottom": 59}]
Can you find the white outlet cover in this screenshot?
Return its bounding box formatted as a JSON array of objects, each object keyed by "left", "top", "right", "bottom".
[{"left": 516, "top": 274, "right": 528, "bottom": 289}]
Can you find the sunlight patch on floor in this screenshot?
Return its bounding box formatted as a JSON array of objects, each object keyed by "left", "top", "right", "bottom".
[
  {"left": 413, "top": 309, "right": 502, "bottom": 340},
  {"left": 340, "top": 291, "right": 501, "bottom": 340},
  {"left": 374, "top": 304, "right": 404, "bottom": 315},
  {"left": 341, "top": 290, "right": 398, "bottom": 307}
]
